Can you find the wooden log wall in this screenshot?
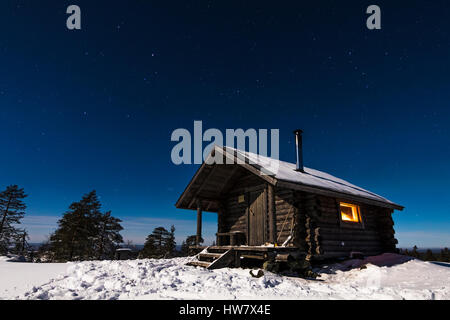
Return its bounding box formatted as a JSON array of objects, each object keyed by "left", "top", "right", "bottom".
[
  {"left": 220, "top": 176, "right": 398, "bottom": 257},
  {"left": 273, "top": 188, "right": 298, "bottom": 247},
  {"left": 302, "top": 193, "right": 323, "bottom": 257},
  {"left": 300, "top": 191, "right": 397, "bottom": 259},
  {"left": 221, "top": 173, "right": 266, "bottom": 238},
  {"left": 375, "top": 207, "right": 398, "bottom": 252},
  {"left": 223, "top": 196, "right": 247, "bottom": 234},
  {"left": 274, "top": 188, "right": 398, "bottom": 259}
]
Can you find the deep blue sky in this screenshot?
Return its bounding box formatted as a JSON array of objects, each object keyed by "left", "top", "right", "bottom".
[{"left": 1, "top": 1, "right": 449, "bottom": 247}]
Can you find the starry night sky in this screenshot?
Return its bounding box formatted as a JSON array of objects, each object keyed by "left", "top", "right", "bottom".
[{"left": 1, "top": 1, "right": 449, "bottom": 247}]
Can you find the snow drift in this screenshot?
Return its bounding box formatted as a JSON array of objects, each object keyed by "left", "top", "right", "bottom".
[{"left": 1, "top": 253, "right": 449, "bottom": 300}]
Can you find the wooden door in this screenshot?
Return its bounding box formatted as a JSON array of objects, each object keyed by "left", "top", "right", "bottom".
[{"left": 248, "top": 189, "right": 266, "bottom": 246}]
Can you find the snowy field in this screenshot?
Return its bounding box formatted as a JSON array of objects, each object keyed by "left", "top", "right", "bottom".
[
  {"left": 0, "top": 254, "right": 449, "bottom": 300},
  {"left": 0, "top": 256, "right": 70, "bottom": 299}
]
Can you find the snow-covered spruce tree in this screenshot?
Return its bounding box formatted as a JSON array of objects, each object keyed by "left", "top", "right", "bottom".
[
  {"left": 0, "top": 185, "right": 27, "bottom": 255},
  {"left": 49, "top": 190, "right": 123, "bottom": 262}
]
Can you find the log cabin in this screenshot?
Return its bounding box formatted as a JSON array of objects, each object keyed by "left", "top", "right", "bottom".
[{"left": 176, "top": 130, "right": 404, "bottom": 269}]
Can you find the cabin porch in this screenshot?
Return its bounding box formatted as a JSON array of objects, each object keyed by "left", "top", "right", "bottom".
[
  {"left": 190, "top": 184, "right": 277, "bottom": 248},
  {"left": 176, "top": 160, "right": 283, "bottom": 248},
  {"left": 187, "top": 245, "right": 302, "bottom": 269}
]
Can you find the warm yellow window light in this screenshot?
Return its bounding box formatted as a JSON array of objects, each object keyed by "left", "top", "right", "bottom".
[{"left": 340, "top": 202, "right": 361, "bottom": 223}]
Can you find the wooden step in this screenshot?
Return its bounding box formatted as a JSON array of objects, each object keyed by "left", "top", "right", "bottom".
[
  {"left": 198, "top": 253, "right": 222, "bottom": 262},
  {"left": 207, "top": 248, "right": 229, "bottom": 254},
  {"left": 186, "top": 261, "right": 211, "bottom": 268},
  {"left": 186, "top": 248, "right": 235, "bottom": 270},
  {"left": 241, "top": 254, "right": 264, "bottom": 260},
  {"left": 207, "top": 249, "right": 234, "bottom": 270}
]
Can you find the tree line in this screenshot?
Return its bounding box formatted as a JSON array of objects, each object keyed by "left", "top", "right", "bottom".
[
  {"left": 0, "top": 185, "right": 202, "bottom": 262},
  {"left": 400, "top": 246, "right": 449, "bottom": 263}
]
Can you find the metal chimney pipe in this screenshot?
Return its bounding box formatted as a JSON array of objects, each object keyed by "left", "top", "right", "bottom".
[{"left": 293, "top": 129, "right": 304, "bottom": 172}]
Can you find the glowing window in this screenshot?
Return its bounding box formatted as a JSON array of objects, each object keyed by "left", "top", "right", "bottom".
[{"left": 340, "top": 203, "right": 361, "bottom": 223}]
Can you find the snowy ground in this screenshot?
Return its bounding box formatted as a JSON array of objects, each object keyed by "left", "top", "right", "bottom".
[
  {"left": 0, "top": 254, "right": 449, "bottom": 300},
  {"left": 0, "top": 256, "right": 70, "bottom": 299}
]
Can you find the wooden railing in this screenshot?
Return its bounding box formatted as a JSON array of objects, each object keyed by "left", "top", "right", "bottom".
[{"left": 216, "top": 231, "right": 246, "bottom": 246}]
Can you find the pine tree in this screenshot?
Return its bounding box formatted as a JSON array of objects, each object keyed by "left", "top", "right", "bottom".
[
  {"left": 49, "top": 190, "right": 122, "bottom": 262},
  {"left": 180, "top": 235, "right": 203, "bottom": 256},
  {"left": 37, "top": 239, "right": 53, "bottom": 262},
  {"left": 49, "top": 191, "right": 100, "bottom": 261},
  {"left": 140, "top": 227, "right": 176, "bottom": 258},
  {"left": 0, "top": 185, "right": 27, "bottom": 254},
  {"left": 425, "top": 249, "right": 434, "bottom": 261},
  {"left": 140, "top": 234, "right": 157, "bottom": 258},
  {"left": 180, "top": 241, "right": 188, "bottom": 256},
  {"left": 165, "top": 225, "right": 176, "bottom": 258},
  {"left": 13, "top": 229, "right": 30, "bottom": 256},
  {"left": 411, "top": 245, "right": 419, "bottom": 258},
  {"left": 186, "top": 234, "right": 203, "bottom": 247},
  {"left": 124, "top": 239, "right": 136, "bottom": 250},
  {"left": 440, "top": 248, "right": 449, "bottom": 262},
  {"left": 94, "top": 211, "right": 124, "bottom": 259}
]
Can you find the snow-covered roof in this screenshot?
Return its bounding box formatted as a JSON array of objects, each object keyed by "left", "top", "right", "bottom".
[{"left": 215, "top": 146, "right": 403, "bottom": 210}]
